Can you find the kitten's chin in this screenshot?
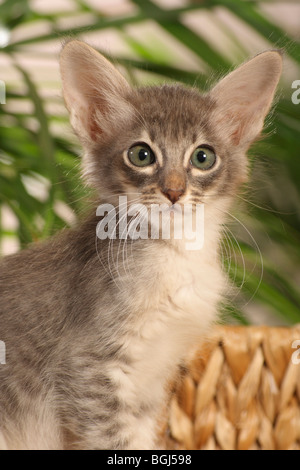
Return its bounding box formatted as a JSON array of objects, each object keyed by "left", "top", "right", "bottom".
[{"left": 159, "top": 203, "right": 182, "bottom": 215}]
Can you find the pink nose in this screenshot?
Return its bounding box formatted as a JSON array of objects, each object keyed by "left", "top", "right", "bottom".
[{"left": 162, "top": 188, "right": 184, "bottom": 204}]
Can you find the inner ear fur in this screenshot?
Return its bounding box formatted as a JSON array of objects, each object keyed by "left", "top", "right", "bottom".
[
  {"left": 210, "top": 50, "right": 282, "bottom": 147},
  {"left": 60, "top": 40, "right": 133, "bottom": 144}
]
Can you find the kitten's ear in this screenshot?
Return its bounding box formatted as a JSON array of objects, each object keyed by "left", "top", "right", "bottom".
[
  {"left": 210, "top": 51, "right": 282, "bottom": 147},
  {"left": 60, "top": 40, "right": 132, "bottom": 144}
]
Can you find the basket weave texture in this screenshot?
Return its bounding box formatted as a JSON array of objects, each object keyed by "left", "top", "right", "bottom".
[{"left": 163, "top": 325, "right": 300, "bottom": 450}]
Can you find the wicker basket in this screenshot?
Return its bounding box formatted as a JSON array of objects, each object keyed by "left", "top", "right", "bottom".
[{"left": 162, "top": 325, "right": 300, "bottom": 450}]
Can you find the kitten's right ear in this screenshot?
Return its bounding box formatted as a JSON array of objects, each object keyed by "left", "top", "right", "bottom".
[{"left": 60, "top": 40, "right": 132, "bottom": 145}]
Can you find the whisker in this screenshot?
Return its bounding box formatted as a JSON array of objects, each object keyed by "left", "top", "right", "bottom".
[
  {"left": 222, "top": 224, "right": 247, "bottom": 301},
  {"left": 94, "top": 196, "right": 141, "bottom": 289},
  {"left": 234, "top": 193, "right": 296, "bottom": 216},
  {"left": 107, "top": 196, "right": 142, "bottom": 287},
  {"left": 215, "top": 206, "right": 264, "bottom": 308},
  {"left": 220, "top": 229, "right": 233, "bottom": 277}
]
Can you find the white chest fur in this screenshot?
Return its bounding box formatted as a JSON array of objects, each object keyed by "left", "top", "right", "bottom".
[{"left": 108, "top": 239, "right": 226, "bottom": 448}]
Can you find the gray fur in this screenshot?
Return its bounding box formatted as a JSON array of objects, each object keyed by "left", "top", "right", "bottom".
[{"left": 0, "top": 42, "right": 282, "bottom": 449}]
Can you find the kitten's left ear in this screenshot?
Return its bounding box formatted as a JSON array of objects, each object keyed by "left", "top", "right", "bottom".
[
  {"left": 210, "top": 51, "right": 282, "bottom": 148},
  {"left": 60, "top": 40, "right": 132, "bottom": 145}
]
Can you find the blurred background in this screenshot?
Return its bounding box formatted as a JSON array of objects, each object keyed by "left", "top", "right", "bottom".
[{"left": 0, "top": 0, "right": 299, "bottom": 326}]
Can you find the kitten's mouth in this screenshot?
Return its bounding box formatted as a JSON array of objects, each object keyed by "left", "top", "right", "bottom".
[
  {"left": 150, "top": 201, "right": 183, "bottom": 212},
  {"left": 169, "top": 204, "right": 183, "bottom": 217},
  {"left": 168, "top": 203, "right": 182, "bottom": 211}
]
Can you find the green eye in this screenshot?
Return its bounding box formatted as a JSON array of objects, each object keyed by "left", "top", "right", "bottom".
[
  {"left": 190, "top": 146, "right": 216, "bottom": 170},
  {"left": 128, "top": 144, "right": 155, "bottom": 167}
]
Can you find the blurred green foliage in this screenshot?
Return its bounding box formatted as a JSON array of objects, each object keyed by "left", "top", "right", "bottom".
[{"left": 0, "top": 0, "right": 299, "bottom": 324}]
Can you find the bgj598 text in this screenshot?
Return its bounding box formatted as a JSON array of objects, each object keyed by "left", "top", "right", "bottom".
[{"left": 152, "top": 455, "right": 191, "bottom": 466}]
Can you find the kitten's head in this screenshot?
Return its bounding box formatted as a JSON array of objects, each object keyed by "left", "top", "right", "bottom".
[{"left": 60, "top": 41, "right": 282, "bottom": 215}]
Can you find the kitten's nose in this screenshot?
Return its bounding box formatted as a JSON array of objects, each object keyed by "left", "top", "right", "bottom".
[{"left": 162, "top": 188, "right": 184, "bottom": 204}]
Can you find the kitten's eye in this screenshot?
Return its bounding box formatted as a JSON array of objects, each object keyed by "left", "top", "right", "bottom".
[
  {"left": 128, "top": 144, "right": 155, "bottom": 167},
  {"left": 190, "top": 146, "right": 216, "bottom": 170}
]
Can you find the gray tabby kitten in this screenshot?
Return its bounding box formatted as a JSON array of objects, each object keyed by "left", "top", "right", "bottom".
[{"left": 0, "top": 41, "right": 282, "bottom": 450}]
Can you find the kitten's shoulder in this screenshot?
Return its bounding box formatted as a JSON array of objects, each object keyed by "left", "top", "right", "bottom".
[{"left": 0, "top": 214, "right": 99, "bottom": 297}]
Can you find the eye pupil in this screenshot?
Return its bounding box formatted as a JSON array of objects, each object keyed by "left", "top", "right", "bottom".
[
  {"left": 197, "top": 151, "right": 206, "bottom": 163},
  {"left": 139, "top": 149, "right": 149, "bottom": 161}
]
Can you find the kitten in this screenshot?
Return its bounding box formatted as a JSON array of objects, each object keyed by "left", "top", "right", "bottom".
[{"left": 0, "top": 41, "right": 282, "bottom": 450}]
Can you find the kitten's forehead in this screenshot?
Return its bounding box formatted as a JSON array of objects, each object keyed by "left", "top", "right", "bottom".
[{"left": 131, "top": 85, "right": 216, "bottom": 150}]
